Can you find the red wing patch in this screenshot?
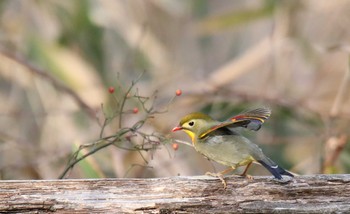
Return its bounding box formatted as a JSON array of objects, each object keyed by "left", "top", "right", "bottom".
[{"left": 229, "top": 107, "right": 271, "bottom": 130}]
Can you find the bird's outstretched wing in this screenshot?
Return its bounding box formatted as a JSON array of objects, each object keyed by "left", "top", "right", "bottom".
[
  {"left": 227, "top": 107, "right": 271, "bottom": 131},
  {"left": 199, "top": 107, "right": 271, "bottom": 139}
]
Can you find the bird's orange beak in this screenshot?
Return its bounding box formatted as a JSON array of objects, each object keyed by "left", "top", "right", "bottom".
[{"left": 172, "top": 126, "right": 182, "bottom": 132}]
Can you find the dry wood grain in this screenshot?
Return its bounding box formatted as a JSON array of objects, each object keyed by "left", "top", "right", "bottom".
[{"left": 0, "top": 175, "right": 349, "bottom": 213}]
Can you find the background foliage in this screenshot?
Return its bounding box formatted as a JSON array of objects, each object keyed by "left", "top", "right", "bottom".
[{"left": 0, "top": 0, "right": 350, "bottom": 179}]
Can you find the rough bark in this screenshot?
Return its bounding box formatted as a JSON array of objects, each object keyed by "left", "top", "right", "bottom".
[{"left": 0, "top": 175, "right": 349, "bottom": 213}]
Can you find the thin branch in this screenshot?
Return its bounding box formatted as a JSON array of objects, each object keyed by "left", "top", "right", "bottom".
[
  {"left": 59, "top": 140, "right": 115, "bottom": 179},
  {"left": 0, "top": 48, "right": 96, "bottom": 118},
  {"left": 99, "top": 119, "right": 109, "bottom": 138},
  {"left": 185, "top": 88, "right": 350, "bottom": 120},
  {"left": 123, "top": 164, "right": 153, "bottom": 178},
  {"left": 58, "top": 72, "right": 178, "bottom": 179},
  {"left": 118, "top": 72, "right": 144, "bottom": 128},
  {"left": 59, "top": 129, "right": 131, "bottom": 179},
  {"left": 329, "top": 56, "right": 350, "bottom": 118},
  {"left": 322, "top": 134, "right": 348, "bottom": 173},
  {"left": 173, "top": 139, "right": 193, "bottom": 147}
]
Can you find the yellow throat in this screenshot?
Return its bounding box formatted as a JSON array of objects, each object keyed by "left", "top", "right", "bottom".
[{"left": 183, "top": 130, "right": 196, "bottom": 144}]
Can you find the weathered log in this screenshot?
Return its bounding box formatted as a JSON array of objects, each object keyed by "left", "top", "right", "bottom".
[{"left": 0, "top": 175, "right": 349, "bottom": 213}]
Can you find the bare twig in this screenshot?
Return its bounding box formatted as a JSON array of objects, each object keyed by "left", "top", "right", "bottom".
[
  {"left": 321, "top": 56, "right": 350, "bottom": 173},
  {"left": 0, "top": 48, "right": 96, "bottom": 118},
  {"left": 59, "top": 125, "right": 147, "bottom": 179},
  {"left": 59, "top": 75, "right": 178, "bottom": 179},
  {"left": 183, "top": 87, "right": 350, "bottom": 120},
  {"left": 173, "top": 139, "right": 193, "bottom": 147},
  {"left": 123, "top": 164, "right": 153, "bottom": 178},
  {"left": 322, "top": 134, "right": 348, "bottom": 174},
  {"left": 330, "top": 56, "right": 350, "bottom": 118},
  {"left": 196, "top": 37, "right": 277, "bottom": 92},
  {"left": 118, "top": 72, "right": 144, "bottom": 128},
  {"left": 99, "top": 104, "right": 109, "bottom": 138}
]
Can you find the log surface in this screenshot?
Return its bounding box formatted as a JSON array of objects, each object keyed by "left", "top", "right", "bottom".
[{"left": 0, "top": 175, "right": 349, "bottom": 213}]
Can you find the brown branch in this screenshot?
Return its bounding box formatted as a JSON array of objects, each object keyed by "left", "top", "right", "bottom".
[
  {"left": 323, "top": 134, "right": 348, "bottom": 174},
  {"left": 195, "top": 37, "right": 276, "bottom": 92},
  {"left": 0, "top": 48, "right": 96, "bottom": 118},
  {"left": 182, "top": 88, "right": 350, "bottom": 121},
  {"left": 330, "top": 56, "right": 350, "bottom": 118},
  {"left": 0, "top": 175, "right": 349, "bottom": 213}
]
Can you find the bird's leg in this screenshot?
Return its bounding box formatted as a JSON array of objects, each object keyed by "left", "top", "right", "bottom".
[
  {"left": 239, "top": 162, "right": 253, "bottom": 180},
  {"left": 205, "top": 167, "right": 236, "bottom": 189}
]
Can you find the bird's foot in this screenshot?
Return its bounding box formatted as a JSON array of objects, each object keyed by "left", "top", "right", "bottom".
[
  {"left": 205, "top": 172, "right": 227, "bottom": 189},
  {"left": 240, "top": 173, "right": 254, "bottom": 180}
]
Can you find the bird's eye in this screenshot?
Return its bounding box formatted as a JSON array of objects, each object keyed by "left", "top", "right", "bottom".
[{"left": 188, "top": 121, "right": 194, "bottom": 126}]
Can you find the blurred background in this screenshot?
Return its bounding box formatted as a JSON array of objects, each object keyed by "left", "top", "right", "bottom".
[{"left": 0, "top": 0, "right": 350, "bottom": 180}]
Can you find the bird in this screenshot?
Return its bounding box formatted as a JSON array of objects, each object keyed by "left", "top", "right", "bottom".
[{"left": 172, "top": 107, "right": 294, "bottom": 188}]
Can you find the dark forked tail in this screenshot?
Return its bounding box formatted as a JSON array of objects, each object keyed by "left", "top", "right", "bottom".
[{"left": 257, "top": 160, "right": 294, "bottom": 179}]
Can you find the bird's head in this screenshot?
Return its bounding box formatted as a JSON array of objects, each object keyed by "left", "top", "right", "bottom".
[{"left": 172, "top": 112, "right": 215, "bottom": 142}]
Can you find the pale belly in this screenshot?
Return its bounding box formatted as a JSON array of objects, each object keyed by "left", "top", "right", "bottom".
[{"left": 194, "top": 135, "right": 260, "bottom": 167}]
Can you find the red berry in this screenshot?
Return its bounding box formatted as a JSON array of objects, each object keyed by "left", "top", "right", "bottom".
[
  {"left": 175, "top": 89, "right": 182, "bottom": 96},
  {"left": 172, "top": 143, "right": 179, "bottom": 151},
  {"left": 108, "top": 86, "right": 115, "bottom": 94},
  {"left": 133, "top": 107, "right": 139, "bottom": 114}
]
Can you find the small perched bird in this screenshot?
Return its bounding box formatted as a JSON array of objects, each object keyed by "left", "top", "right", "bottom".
[{"left": 172, "top": 107, "right": 293, "bottom": 188}]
